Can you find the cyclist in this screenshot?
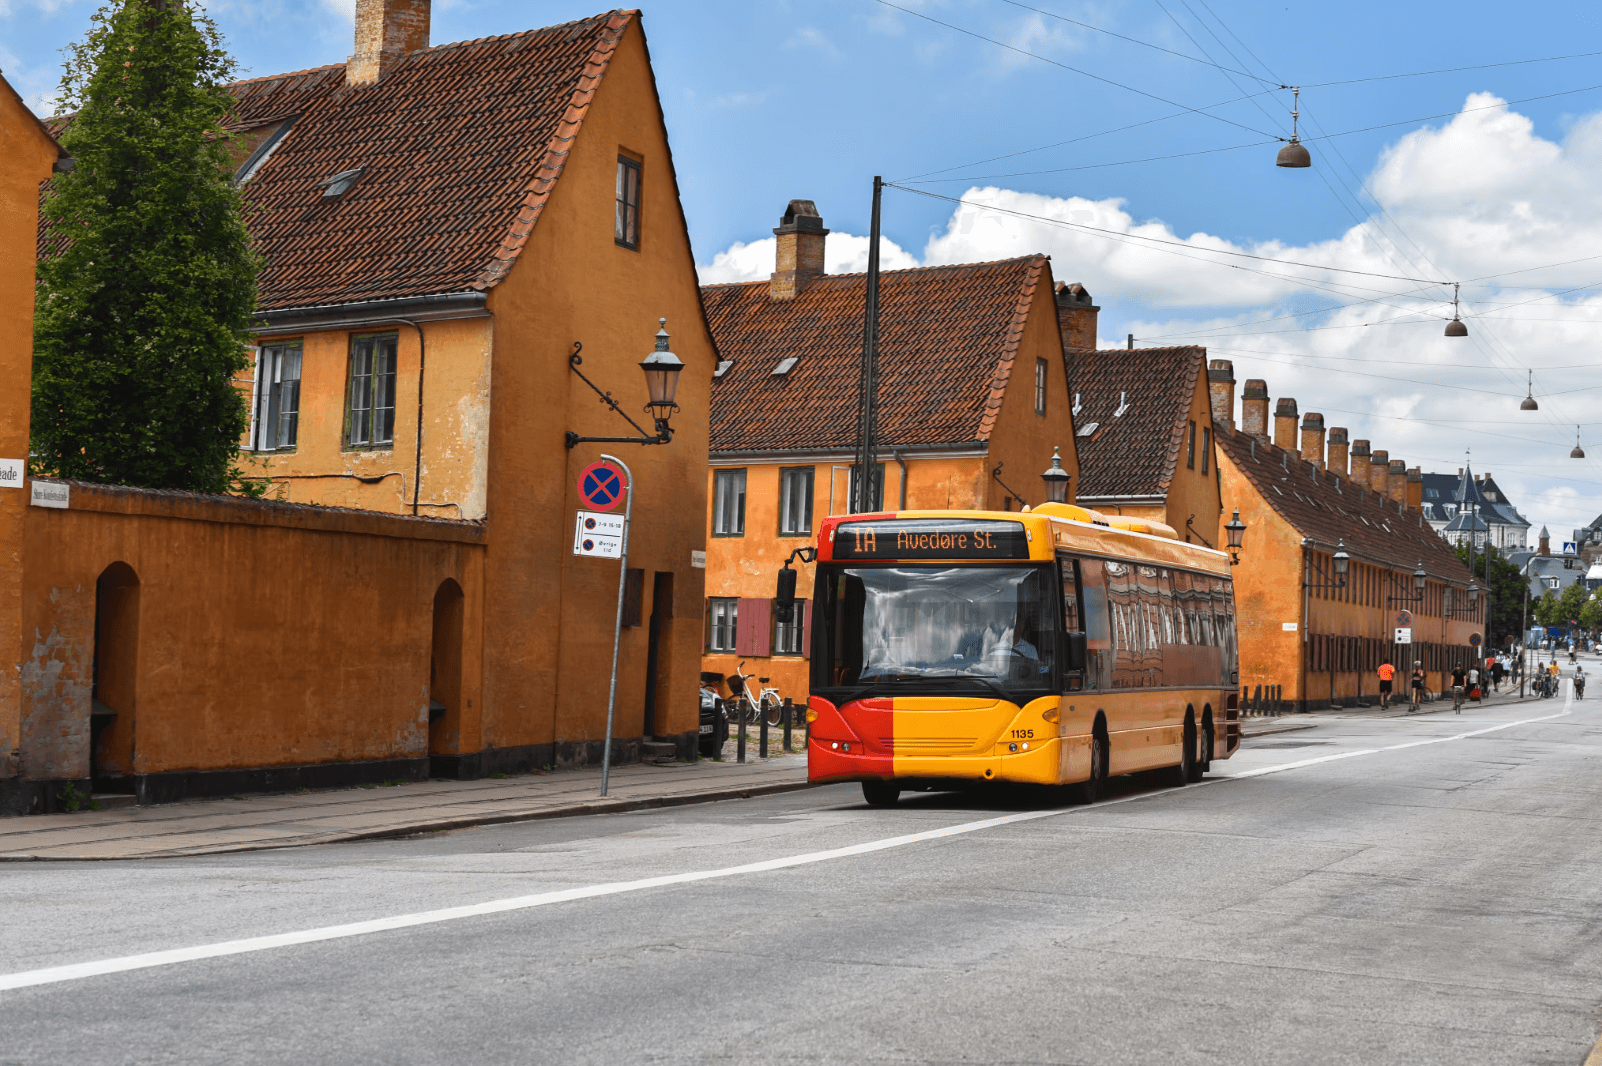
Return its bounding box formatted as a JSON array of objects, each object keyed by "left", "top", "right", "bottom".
[
  {"left": 1409, "top": 661, "right": 1426, "bottom": 711},
  {"left": 1450, "top": 663, "right": 1466, "bottom": 712},
  {"left": 1548, "top": 659, "right": 1563, "bottom": 698},
  {"left": 1377, "top": 659, "right": 1395, "bottom": 709}
]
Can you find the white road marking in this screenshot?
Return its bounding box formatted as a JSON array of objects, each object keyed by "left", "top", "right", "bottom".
[{"left": 0, "top": 699, "right": 1576, "bottom": 993}]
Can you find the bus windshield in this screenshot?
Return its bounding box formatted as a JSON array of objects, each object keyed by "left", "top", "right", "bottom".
[{"left": 813, "top": 564, "right": 1059, "bottom": 699}]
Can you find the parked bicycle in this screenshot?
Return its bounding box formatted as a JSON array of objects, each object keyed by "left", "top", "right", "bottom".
[{"left": 727, "top": 663, "right": 785, "bottom": 727}]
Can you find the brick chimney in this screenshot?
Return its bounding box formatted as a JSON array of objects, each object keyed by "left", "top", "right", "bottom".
[
  {"left": 1327, "top": 427, "right": 1349, "bottom": 477},
  {"left": 1208, "top": 360, "right": 1235, "bottom": 431},
  {"left": 770, "top": 200, "right": 828, "bottom": 301},
  {"left": 1388, "top": 459, "right": 1407, "bottom": 503},
  {"left": 1406, "top": 467, "right": 1423, "bottom": 511},
  {"left": 1370, "top": 449, "right": 1390, "bottom": 497},
  {"left": 1540, "top": 526, "right": 1551, "bottom": 557},
  {"left": 1273, "top": 397, "right": 1299, "bottom": 452},
  {"left": 1241, "top": 379, "right": 1269, "bottom": 443},
  {"left": 1350, "top": 440, "right": 1371, "bottom": 488},
  {"left": 1054, "top": 283, "right": 1100, "bottom": 350},
  {"left": 1300, "top": 412, "right": 1325, "bottom": 470},
  {"left": 347, "top": 0, "right": 431, "bottom": 87}
]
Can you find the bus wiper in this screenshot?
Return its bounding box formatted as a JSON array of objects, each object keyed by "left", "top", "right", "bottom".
[{"left": 944, "top": 677, "right": 1015, "bottom": 703}]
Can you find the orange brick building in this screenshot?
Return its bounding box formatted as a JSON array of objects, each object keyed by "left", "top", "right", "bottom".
[
  {"left": 1210, "top": 362, "right": 1478, "bottom": 709},
  {"left": 699, "top": 201, "right": 1080, "bottom": 698},
  {"left": 7, "top": 6, "right": 717, "bottom": 812}
]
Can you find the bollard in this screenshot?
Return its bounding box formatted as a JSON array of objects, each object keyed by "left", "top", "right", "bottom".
[
  {"left": 736, "top": 700, "right": 747, "bottom": 764},
  {"left": 759, "top": 706, "right": 769, "bottom": 759},
  {"left": 1252, "top": 684, "right": 1262, "bottom": 716},
  {"left": 782, "top": 699, "right": 794, "bottom": 753}
]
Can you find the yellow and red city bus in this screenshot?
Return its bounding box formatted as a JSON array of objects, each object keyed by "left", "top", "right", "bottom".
[{"left": 796, "top": 505, "right": 1240, "bottom": 806}]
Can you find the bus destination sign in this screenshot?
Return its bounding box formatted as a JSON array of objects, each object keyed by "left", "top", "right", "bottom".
[{"left": 833, "top": 519, "right": 1029, "bottom": 560}]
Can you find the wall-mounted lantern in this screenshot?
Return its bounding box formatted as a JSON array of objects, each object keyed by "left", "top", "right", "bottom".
[
  {"left": 1041, "top": 447, "right": 1071, "bottom": 504},
  {"left": 1225, "top": 510, "right": 1247, "bottom": 566},
  {"left": 566, "top": 319, "right": 685, "bottom": 449}
]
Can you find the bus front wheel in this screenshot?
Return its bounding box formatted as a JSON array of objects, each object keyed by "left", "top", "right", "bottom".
[
  {"left": 1071, "top": 729, "right": 1108, "bottom": 805},
  {"left": 862, "top": 780, "right": 901, "bottom": 807}
]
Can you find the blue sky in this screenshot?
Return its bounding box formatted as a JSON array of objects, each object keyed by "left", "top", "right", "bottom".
[{"left": 5, "top": 0, "right": 1602, "bottom": 540}]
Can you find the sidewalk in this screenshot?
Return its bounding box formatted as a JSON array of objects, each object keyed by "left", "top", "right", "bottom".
[{"left": 0, "top": 750, "right": 812, "bottom": 862}]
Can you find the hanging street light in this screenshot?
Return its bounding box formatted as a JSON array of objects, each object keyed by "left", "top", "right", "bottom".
[
  {"left": 1521, "top": 370, "right": 1539, "bottom": 411},
  {"left": 1445, "top": 282, "right": 1468, "bottom": 337},
  {"left": 1572, "top": 426, "right": 1587, "bottom": 460},
  {"left": 1276, "top": 87, "right": 1311, "bottom": 168},
  {"left": 564, "top": 318, "right": 685, "bottom": 448},
  {"left": 1040, "top": 447, "right": 1071, "bottom": 504},
  {"left": 1225, "top": 510, "right": 1247, "bottom": 565}
]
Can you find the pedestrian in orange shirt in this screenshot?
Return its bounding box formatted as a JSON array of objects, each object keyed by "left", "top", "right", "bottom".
[{"left": 1377, "top": 659, "right": 1395, "bottom": 709}]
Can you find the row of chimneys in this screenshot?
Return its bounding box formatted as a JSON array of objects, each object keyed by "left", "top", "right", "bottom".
[{"left": 1207, "top": 360, "right": 1425, "bottom": 511}]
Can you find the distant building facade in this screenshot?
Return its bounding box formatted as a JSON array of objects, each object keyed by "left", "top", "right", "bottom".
[{"left": 1422, "top": 468, "right": 1530, "bottom": 551}]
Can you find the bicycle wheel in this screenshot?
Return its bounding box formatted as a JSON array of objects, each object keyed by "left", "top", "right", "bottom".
[{"left": 762, "top": 696, "right": 783, "bottom": 728}]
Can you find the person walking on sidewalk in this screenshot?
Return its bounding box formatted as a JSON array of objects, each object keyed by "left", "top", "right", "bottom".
[
  {"left": 1576, "top": 664, "right": 1586, "bottom": 701},
  {"left": 1491, "top": 657, "right": 1506, "bottom": 692},
  {"left": 1409, "top": 661, "right": 1426, "bottom": 711},
  {"left": 1377, "top": 659, "right": 1395, "bottom": 709},
  {"left": 1450, "top": 663, "right": 1466, "bottom": 712},
  {"left": 1468, "top": 664, "right": 1482, "bottom": 703}
]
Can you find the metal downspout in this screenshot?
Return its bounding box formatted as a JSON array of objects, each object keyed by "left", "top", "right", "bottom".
[
  {"left": 395, "top": 319, "right": 426, "bottom": 516},
  {"left": 895, "top": 450, "right": 907, "bottom": 510}
]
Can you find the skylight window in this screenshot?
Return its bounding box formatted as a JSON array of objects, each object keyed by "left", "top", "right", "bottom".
[
  {"left": 772, "top": 356, "right": 798, "bottom": 376},
  {"left": 318, "top": 167, "right": 365, "bottom": 199},
  {"left": 713, "top": 360, "right": 733, "bottom": 378},
  {"left": 1076, "top": 422, "right": 1099, "bottom": 437}
]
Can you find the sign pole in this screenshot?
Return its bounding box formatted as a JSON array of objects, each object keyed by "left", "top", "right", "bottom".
[{"left": 598, "top": 454, "right": 633, "bottom": 798}]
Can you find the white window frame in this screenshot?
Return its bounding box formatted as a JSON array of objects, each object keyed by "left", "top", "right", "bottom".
[
  {"left": 713, "top": 469, "right": 746, "bottom": 536},
  {"left": 779, "top": 466, "right": 814, "bottom": 536},
  {"left": 707, "top": 597, "right": 738, "bottom": 652},
  {"left": 773, "top": 600, "right": 806, "bottom": 656},
  {"left": 252, "top": 340, "right": 303, "bottom": 452}
]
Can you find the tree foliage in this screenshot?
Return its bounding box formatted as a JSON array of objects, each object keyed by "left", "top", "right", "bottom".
[
  {"left": 31, "top": 0, "right": 261, "bottom": 494},
  {"left": 1452, "top": 543, "right": 1526, "bottom": 645},
  {"left": 1533, "top": 579, "right": 1590, "bottom": 630}
]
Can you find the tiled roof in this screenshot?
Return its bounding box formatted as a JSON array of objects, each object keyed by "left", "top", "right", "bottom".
[
  {"left": 1065, "top": 347, "right": 1204, "bottom": 500},
  {"left": 1218, "top": 429, "right": 1469, "bottom": 582},
  {"left": 41, "top": 11, "right": 635, "bottom": 311},
  {"left": 704, "top": 256, "right": 1047, "bottom": 454}
]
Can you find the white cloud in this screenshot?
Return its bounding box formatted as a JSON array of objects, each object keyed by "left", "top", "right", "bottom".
[
  {"left": 696, "top": 92, "right": 1602, "bottom": 536},
  {"left": 697, "top": 233, "right": 918, "bottom": 285}
]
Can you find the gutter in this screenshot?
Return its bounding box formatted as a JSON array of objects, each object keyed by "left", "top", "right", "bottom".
[
  {"left": 252, "top": 292, "right": 489, "bottom": 335},
  {"left": 709, "top": 440, "right": 988, "bottom": 465}
]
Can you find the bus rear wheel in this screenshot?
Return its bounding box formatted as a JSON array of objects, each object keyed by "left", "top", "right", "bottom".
[
  {"left": 1171, "top": 718, "right": 1195, "bottom": 787},
  {"left": 1190, "top": 721, "right": 1212, "bottom": 782},
  {"left": 862, "top": 780, "right": 901, "bottom": 807}
]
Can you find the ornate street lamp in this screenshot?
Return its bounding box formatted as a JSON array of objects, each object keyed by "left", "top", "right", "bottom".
[
  {"left": 1302, "top": 537, "right": 1349, "bottom": 591},
  {"left": 1225, "top": 510, "right": 1247, "bottom": 566},
  {"left": 566, "top": 318, "right": 685, "bottom": 448},
  {"left": 1041, "top": 447, "right": 1071, "bottom": 504},
  {"left": 1388, "top": 561, "right": 1427, "bottom": 606}
]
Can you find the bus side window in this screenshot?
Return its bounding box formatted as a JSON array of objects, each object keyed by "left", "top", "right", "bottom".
[
  {"left": 1059, "top": 554, "right": 1082, "bottom": 633},
  {"left": 1075, "top": 557, "right": 1112, "bottom": 690}
]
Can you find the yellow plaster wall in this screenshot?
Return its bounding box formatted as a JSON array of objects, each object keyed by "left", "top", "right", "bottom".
[
  {"left": 481, "top": 18, "right": 713, "bottom": 759},
  {"left": 1164, "top": 362, "right": 1224, "bottom": 547},
  {"left": 0, "top": 78, "right": 59, "bottom": 780},
  {"left": 244, "top": 316, "right": 493, "bottom": 520}
]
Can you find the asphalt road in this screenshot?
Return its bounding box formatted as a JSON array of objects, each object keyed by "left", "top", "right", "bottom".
[{"left": 2, "top": 670, "right": 1599, "bottom": 1065}]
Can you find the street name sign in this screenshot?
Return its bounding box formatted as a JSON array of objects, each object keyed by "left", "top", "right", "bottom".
[
  {"left": 30, "top": 481, "right": 68, "bottom": 509},
  {"left": 1395, "top": 627, "right": 1412, "bottom": 644},
  {"left": 0, "top": 459, "right": 22, "bottom": 488},
  {"left": 573, "top": 510, "right": 624, "bottom": 558}
]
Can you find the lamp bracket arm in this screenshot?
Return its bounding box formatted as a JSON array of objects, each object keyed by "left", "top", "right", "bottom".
[
  {"left": 991, "top": 463, "right": 1028, "bottom": 509},
  {"left": 568, "top": 341, "right": 654, "bottom": 441}
]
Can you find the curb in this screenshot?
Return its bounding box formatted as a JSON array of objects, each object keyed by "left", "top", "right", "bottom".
[{"left": 0, "top": 777, "right": 822, "bottom": 862}]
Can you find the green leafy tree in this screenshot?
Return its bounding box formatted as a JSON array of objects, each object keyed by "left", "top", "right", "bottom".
[
  {"left": 1453, "top": 543, "right": 1527, "bottom": 645},
  {"left": 1532, "top": 581, "right": 1588, "bottom": 630},
  {"left": 1580, "top": 589, "right": 1602, "bottom": 631},
  {"left": 1533, "top": 590, "right": 1560, "bottom": 629},
  {"left": 31, "top": 0, "right": 261, "bottom": 494}
]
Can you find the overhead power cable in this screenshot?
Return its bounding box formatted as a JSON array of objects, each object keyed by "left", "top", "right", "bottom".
[
  {"left": 1302, "top": 49, "right": 1602, "bottom": 89},
  {"left": 996, "top": 0, "right": 1277, "bottom": 84},
  {"left": 886, "top": 182, "right": 1452, "bottom": 284},
  {"left": 900, "top": 139, "right": 1275, "bottom": 183},
  {"left": 869, "top": 0, "right": 1281, "bottom": 138}
]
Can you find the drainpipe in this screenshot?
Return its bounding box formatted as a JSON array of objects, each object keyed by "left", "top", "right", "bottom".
[
  {"left": 1300, "top": 538, "right": 1312, "bottom": 713},
  {"left": 395, "top": 319, "right": 426, "bottom": 516},
  {"left": 894, "top": 449, "right": 907, "bottom": 511}
]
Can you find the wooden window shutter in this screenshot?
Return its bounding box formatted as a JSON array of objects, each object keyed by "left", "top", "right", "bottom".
[{"left": 735, "top": 597, "right": 769, "bottom": 656}]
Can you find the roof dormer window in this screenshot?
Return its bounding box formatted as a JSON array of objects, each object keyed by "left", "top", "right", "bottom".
[{"left": 318, "top": 167, "right": 364, "bottom": 199}]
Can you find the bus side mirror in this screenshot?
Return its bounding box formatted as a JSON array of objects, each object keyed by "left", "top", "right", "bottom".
[
  {"left": 1066, "top": 630, "right": 1087, "bottom": 673},
  {"left": 776, "top": 566, "right": 797, "bottom": 624}
]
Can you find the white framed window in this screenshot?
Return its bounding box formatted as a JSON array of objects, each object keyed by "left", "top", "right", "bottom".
[
  {"left": 253, "top": 341, "right": 302, "bottom": 451},
  {"left": 713, "top": 469, "right": 746, "bottom": 536},
  {"left": 1034, "top": 358, "right": 1047, "bottom": 416},
  {"left": 774, "top": 601, "right": 806, "bottom": 655},
  {"left": 346, "top": 333, "right": 397, "bottom": 448},
  {"left": 779, "top": 466, "right": 814, "bottom": 535},
  {"left": 707, "top": 597, "right": 738, "bottom": 652}
]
